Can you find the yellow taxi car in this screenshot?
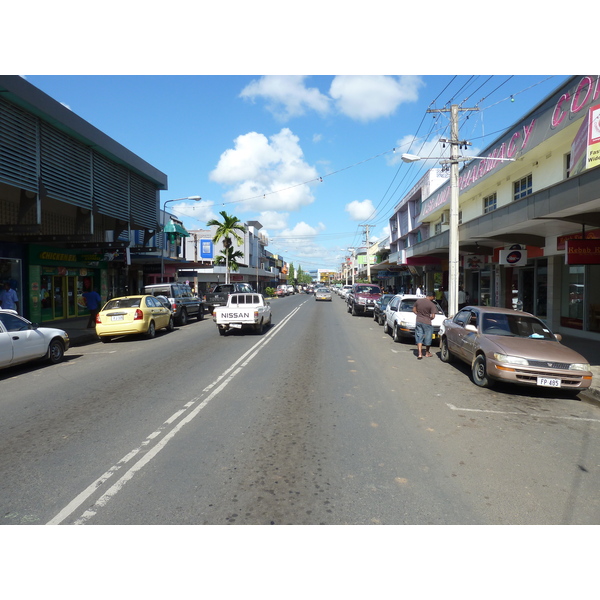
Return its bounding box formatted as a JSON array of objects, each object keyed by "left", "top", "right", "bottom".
[{"left": 95, "top": 295, "right": 174, "bottom": 343}]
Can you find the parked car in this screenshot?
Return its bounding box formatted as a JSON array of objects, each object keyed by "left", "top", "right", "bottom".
[
  {"left": 204, "top": 283, "right": 254, "bottom": 313},
  {"left": 286, "top": 285, "right": 295, "bottom": 295},
  {"left": 275, "top": 285, "right": 288, "bottom": 297},
  {"left": 315, "top": 287, "right": 332, "bottom": 301},
  {"left": 96, "top": 295, "right": 174, "bottom": 343},
  {"left": 0, "top": 309, "right": 70, "bottom": 369},
  {"left": 440, "top": 305, "right": 592, "bottom": 392},
  {"left": 144, "top": 283, "right": 203, "bottom": 325},
  {"left": 383, "top": 294, "right": 446, "bottom": 343},
  {"left": 373, "top": 294, "right": 394, "bottom": 325},
  {"left": 346, "top": 283, "right": 382, "bottom": 316},
  {"left": 339, "top": 285, "right": 353, "bottom": 299}
]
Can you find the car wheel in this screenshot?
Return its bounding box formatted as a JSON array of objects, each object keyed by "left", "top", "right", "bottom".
[
  {"left": 146, "top": 321, "right": 156, "bottom": 338},
  {"left": 255, "top": 319, "right": 264, "bottom": 334},
  {"left": 99, "top": 336, "right": 111, "bottom": 344},
  {"left": 178, "top": 309, "right": 188, "bottom": 326},
  {"left": 440, "top": 337, "right": 454, "bottom": 363},
  {"left": 393, "top": 324, "right": 401, "bottom": 343},
  {"left": 47, "top": 338, "right": 65, "bottom": 364},
  {"left": 373, "top": 311, "right": 378, "bottom": 321},
  {"left": 383, "top": 319, "right": 390, "bottom": 334},
  {"left": 472, "top": 354, "right": 494, "bottom": 388},
  {"left": 167, "top": 316, "right": 175, "bottom": 331},
  {"left": 352, "top": 303, "right": 358, "bottom": 316},
  {"left": 197, "top": 308, "right": 204, "bottom": 321},
  {"left": 218, "top": 327, "right": 226, "bottom": 336}
]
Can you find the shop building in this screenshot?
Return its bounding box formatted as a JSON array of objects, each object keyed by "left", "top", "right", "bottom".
[
  {"left": 0, "top": 76, "right": 168, "bottom": 322},
  {"left": 405, "top": 75, "right": 600, "bottom": 340}
]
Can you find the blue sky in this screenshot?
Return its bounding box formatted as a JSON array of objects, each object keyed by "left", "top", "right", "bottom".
[{"left": 24, "top": 74, "right": 567, "bottom": 272}]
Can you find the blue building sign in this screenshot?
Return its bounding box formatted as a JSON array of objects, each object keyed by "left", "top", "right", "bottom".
[{"left": 200, "top": 239, "right": 214, "bottom": 259}]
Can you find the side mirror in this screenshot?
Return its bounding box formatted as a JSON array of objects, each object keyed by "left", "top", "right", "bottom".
[
  {"left": 554, "top": 333, "right": 562, "bottom": 342},
  {"left": 465, "top": 324, "right": 477, "bottom": 332}
]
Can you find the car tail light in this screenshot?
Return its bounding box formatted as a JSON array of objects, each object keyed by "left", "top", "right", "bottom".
[
  {"left": 95, "top": 313, "right": 102, "bottom": 324},
  {"left": 134, "top": 309, "right": 144, "bottom": 320},
  {"left": 254, "top": 310, "right": 259, "bottom": 319}
]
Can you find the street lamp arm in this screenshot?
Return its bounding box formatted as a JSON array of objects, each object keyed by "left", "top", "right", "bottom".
[{"left": 402, "top": 153, "right": 516, "bottom": 164}]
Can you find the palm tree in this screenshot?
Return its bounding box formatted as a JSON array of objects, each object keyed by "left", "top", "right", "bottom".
[
  {"left": 206, "top": 211, "right": 246, "bottom": 284},
  {"left": 214, "top": 247, "right": 244, "bottom": 272}
]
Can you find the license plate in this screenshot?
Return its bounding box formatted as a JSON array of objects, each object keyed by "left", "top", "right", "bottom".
[
  {"left": 230, "top": 323, "right": 242, "bottom": 328},
  {"left": 537, "top": 377, "right": 561, "bottom": 388},
  {"left": 111, "top": 315, "right": 124, "bottom": 321}
]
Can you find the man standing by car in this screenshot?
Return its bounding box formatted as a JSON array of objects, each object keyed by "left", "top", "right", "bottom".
[
  {"left": 83, "top": 287, "right": 102, "bottom": 328},
  {"left": 413, "top": 291, "right": 437, "bottom": 360}
]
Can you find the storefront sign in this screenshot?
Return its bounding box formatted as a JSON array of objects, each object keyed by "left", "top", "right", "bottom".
[
  {"left": 565, "top": 239, "right": 600, "bottom": 264},
  {"left": 499, "top": 248, "right": 528, "bottom": 266},
  {"left": 421, "top": 76, "right": 600, "bottom": 220},
  {"left": 557, "top": 228, "right": 600, "bottom": 250}
]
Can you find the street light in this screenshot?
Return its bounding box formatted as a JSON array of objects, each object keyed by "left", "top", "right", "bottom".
[
  {"left": 401, "top": 144, "right": 515, "bottom": 317},
  {"left": 160, "top": 196, "right": 202, "bottom": 283}
]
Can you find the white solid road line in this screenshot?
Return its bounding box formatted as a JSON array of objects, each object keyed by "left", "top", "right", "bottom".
[{"left": 47, "top": 303, "right": 305, "bottom": 525}]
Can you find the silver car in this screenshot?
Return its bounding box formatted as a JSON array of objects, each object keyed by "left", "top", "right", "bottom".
[
  {"left": 440, "top": 306, "right": 592, "bottom": 393},
  {"left": 315, "top": 288, "right": 332, "bottom": 301}
]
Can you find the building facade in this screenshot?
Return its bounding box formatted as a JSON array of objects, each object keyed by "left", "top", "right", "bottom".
[
  {"left": 404, "top": 75, "right": 600, "bottom": 340},
  {"left": 0, "top": 76, "right": 168, "bottom": 323}
]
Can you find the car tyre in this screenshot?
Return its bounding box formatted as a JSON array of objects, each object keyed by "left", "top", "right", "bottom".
[
  {"left": 178, "top": 309, "right": 188, "bottom": 326},
  {"left": 440, "top": 337, "right": 454, "bottom": 363},
  {"left": 99, "top": 336, "right": 111, "bottom": 344},
  {"left": 383, "top": 319, "right": 390, "bottom": 335},
  {"left": 146, "top": 320, "right": 156, "bottom": 338},
  {"left": 197, "top": 308, "right": 204, "bottom": 321},
  {"left": 47, "top": 338, "right": 65, "bottom": 364},
  {"left": 472, "top": 354, "right": 494, "bottom": 388},
  {"left": 393, "top": 324, "right": 401, "bottom": 343},
  {"left": 167, "top": 316, "right": 175, "bottom": 332}
]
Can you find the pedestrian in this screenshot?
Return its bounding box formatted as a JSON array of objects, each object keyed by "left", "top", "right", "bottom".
[
  {"left": 0, "top": 282, "right": 19, "bottom": 312},
  {"left": 412, "top": 291, "right": 437, "bottom": 360},
  {"left": 83, "top": 288, "right": 102, "bottom": 328}
]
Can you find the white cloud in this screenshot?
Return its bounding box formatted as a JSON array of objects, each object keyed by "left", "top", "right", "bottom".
[
  {"left": 256, "top": 210, "right": 289, "bottom": 230},
  {"left": 240, "top": 76, "right": 331, "bottom": 121},
  {"left": 329, "top": 75, "right": 424, "bottom": 122},
  {"left": 209, "top": 128, "right": 319, "bottom": 213},
  {"left": 345, "top": 199, "right": 376, "bottom": 221},
  {"left": 167, "top": 200, "right": 218, "bottom": 225}
]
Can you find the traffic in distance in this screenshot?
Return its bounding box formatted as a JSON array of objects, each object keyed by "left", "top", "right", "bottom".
[{"left": 0, "top": 282, "right": 594, "bottom": 395}]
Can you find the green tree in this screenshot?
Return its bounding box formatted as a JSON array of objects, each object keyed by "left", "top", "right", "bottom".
[
  {"left": 206, "top": 211, "right": 246, "bottom": 284},
  {"left": 214, "top": 247, "right": 244, "bottom": 272}
]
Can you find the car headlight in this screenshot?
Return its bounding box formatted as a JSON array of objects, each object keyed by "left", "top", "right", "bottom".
[
  {"left": 493, "top": 353, "right": 529, "bottom": 366},
  {"left": 358, "top": 298, "right": 366, "bottom": 304},
  {"left": 569, "top": 363, "right": 591, "bottom": 371},
  {"left": 400, "top": 320, "right": 411, "bottom": 328}
]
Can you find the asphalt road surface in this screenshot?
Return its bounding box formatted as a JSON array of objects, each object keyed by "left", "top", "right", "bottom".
[{"left": 2, "top": 292, "right": 600, "bottom": 525}]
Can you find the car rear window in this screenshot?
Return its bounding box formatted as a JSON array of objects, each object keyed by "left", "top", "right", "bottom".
[{"left": 104, "top": 298, "right": 142, "bottom": 309}]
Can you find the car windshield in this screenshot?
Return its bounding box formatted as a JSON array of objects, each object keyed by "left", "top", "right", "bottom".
[
  {"left": 356, "top": 286, "right": 380, "bottom": 294},
  {"left": 104, "top": 298, "right": 142, "bottom": 309},
  {"left": 481, "top": 313, "right": 555, "bottom": 340}
]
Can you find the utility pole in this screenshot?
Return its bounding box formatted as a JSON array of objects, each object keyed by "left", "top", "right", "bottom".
[
  {"left": 360, "top": 223, "right": 374, "bottom": 283},
  {"left": 427, "top": 104, "right": 478, "bottom": 317}
]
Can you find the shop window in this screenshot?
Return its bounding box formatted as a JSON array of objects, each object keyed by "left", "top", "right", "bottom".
[
  {"left": 483, "top": 193, "right": 497, "bottom": 214},
  {"left": 561, "top": 265, "right": 584, "bottom": 329},
  {"left": 513, "top": 174, "right": 532, "bottom": 201}
]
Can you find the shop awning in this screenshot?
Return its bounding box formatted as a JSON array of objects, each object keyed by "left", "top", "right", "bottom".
[{"left": 163, "top": 221, "right": 190, "bottom": 237}]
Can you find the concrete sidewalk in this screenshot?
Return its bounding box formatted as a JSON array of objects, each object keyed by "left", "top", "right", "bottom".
[{"left": 53, "top": 316, "right": 600, "bottom": 405}]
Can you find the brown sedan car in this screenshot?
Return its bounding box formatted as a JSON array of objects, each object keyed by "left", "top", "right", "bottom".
[{"left": 440, "top": 306, "right": 592, "bottom": 393}]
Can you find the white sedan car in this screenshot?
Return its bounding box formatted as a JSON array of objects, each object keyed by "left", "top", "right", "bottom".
[
  {"left": 383, "top": 294, "right": 446, "bottom": 344},
  {"left": 0, "top": 309, "right": 70, "bottom": 369}
]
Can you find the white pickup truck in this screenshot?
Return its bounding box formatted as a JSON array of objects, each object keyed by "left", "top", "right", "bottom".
[{"left": 213, "top": 292, "right": 272, "bottom": 335}]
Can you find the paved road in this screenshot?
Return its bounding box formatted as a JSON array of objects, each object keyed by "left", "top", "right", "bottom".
[{"left": 1, "top": 293, "right": 600, "bottom": 525}]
